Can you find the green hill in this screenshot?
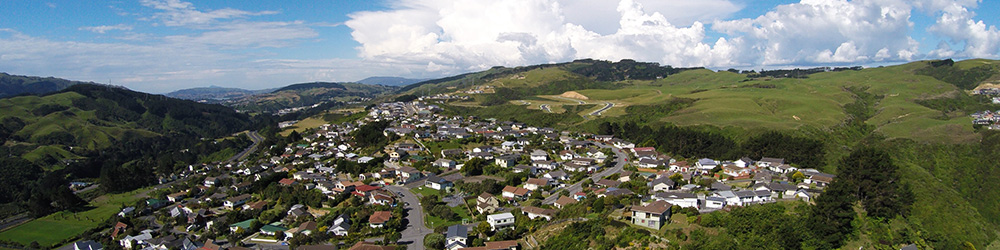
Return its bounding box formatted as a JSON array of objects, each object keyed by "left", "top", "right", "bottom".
[
  {"left": 164, "top": 86, "right": 274, "bottom": 101},
  {"left": 0, "top": 72, "right": 83, "bottom": 98},
  {"left": 223, "top": 82, "right": 396, "bottom": 112},
  {"left": 414, "top": 58, "right": 1000, "bottom": 249},
  {"left": 0, "top": 84, "right": 254, "bottom": 166}
]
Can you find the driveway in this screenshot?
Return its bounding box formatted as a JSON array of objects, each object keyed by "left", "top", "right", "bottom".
[{"left": 386, "top": 185, "right": 432, "bottom": 250}]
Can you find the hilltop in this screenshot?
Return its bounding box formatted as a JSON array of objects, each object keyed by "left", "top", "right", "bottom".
[
  {"left": 221, "top": 82, "right": 397, "bottom": 112},
  {"left": 356, "top": 76, "right": 427, "bottom": 86},
  {"left": 0, "top": 73, "right": 85, "bottom": 98},
  {"left": 164, "top": 86, "right": 274, "bottom": 101}
]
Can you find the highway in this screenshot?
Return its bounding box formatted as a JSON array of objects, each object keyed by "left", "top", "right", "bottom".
[
  {"left": 543, "top": 142, "right": 629, "bottom": 204},
  {"left": 227, "top": 131, "right": 262, "bottom": 163}
]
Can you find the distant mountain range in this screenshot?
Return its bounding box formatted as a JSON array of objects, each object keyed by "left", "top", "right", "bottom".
[{"left": 356, "top": 76, "right": 427, "bottom": 86}]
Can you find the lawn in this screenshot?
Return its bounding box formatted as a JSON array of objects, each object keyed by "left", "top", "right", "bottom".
[
  {"left": 411, "top": 186, "right": 443, "bottom": 198},
  {"left": 0, "top": 187, "right": 151, "bottom": 247},
  {"left": 425, "top": 204, "right": 473, "bottom": 229}
]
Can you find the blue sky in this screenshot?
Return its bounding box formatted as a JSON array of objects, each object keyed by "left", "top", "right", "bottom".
[{"left": 1, "top": 0, "right": 998, "bottom": 93}]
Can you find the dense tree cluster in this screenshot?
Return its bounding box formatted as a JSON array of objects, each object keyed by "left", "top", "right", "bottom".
[
  {"left": 570, "top": 59, "right": 699, "bottom": 81},
  {"left": 916, "top": 59, "right": 996, "bottom": 90}
]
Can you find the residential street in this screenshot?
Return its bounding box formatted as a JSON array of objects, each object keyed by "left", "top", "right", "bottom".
[
  {"left": 385, "top": 185, "right": 431, "bottom": 250},
  {"left": 543, "top": 142, "right": 629, "bottom": 204}
]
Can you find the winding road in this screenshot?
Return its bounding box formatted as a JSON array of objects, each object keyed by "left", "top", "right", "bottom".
[
  {"left": 385, "top": 185, "right": 432, "bottom": 250},
  {"left": 589, "top": 102, "right": 614, "bottom": 116},
  {"left": 540, "top": 104, "right": 551, "bottom": 113},
  {"left": 543, "top": 142, "right": 629, "bottom": 204}
]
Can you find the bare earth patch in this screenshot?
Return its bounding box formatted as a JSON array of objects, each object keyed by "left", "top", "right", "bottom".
[{"left": 560, "top": 91, "right": 589, "bottom": 100}]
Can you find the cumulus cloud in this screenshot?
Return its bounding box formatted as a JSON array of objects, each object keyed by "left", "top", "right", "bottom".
[
  {"left": 713, "top": 0, "right": 920, "bottom": 65},
  {"left": 926, "top": 2, "right": 1000, "bottom": 58},
  {"left": 346, "top": 0, "right": 741, "bottom": 74},
  {"left": 79, "top": 24, "right": 133, "bottom": 34}
]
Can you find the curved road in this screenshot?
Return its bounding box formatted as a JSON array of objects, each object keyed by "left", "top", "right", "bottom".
[
  {"left": 385, "top": 185, "right": 432, "bottom": 250},
  {"left": 540, "top": 104, "right": 551, "bottom": 113},
  {"left": 589, "top": 102, "right": 614, "bottom": 116},
  {"left": 543, "top": 142, "right": 629, "bottom": 204},
  {"left": 227, "top": 131, "right": 262, "bottom": 163}
]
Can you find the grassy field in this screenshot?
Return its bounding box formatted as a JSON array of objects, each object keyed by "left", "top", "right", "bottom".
[
  {"left": 0, "top": 187, "right": 151, "bottom": 247},
  {"left": 280, "top": 116, "right": 328, "bottom": 136},
  {"left": 424, "top": 204, "right": 473, "bottom": 229},
  {"left": 488, "top": 61, "right": 985, "bottom": 144}
]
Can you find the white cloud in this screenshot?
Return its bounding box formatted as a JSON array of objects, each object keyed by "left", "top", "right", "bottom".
[
  {"left": 927, "top": 3, "right": 1000, "bottom": 58},
  {"left": 713, "top": 0, "right": 919, "bottom": 65},
  {"left": 79, "top": 24, "right": 133, "bottom": 34},
  {"left": 140, "top": 0, "right": 279, "bottom": 27},
  {"left": 346, "top": 0, "right": 742, "bottom": 75}
]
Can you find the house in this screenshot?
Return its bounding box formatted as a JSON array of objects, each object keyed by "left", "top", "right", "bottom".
[
  {"left": 473, "top": 146, "right": 494, "bottom": 153},
  {"left": 648, "top": 177, "right": 676, "bottom": 192},
  {"left": 768, "top": 164, "right": 798, "bottom": 174},
  {"left": 734, "top": 157, "right": 754, "bottom": 168},
  {"left": 543, "top": 170, "right": 568, "bottom": 181},
  {"left": 637, "top": 158, "right": 665, "bottom": 168},
  {"left": 559, "top": 150, "right": 575, "bottom": 160},
  {"left": 522, "top": 178, "right": 549, "bottom": 191},
  {"left": 631, "top": 200, "right": 671, "bottom": 229},
  {"left": 512, "top": 165, "right": 536, "bottom": 175},
  {"left": 389, "top": 149, "right": 408, "bottom": 161},
  {"left": 501, "top": 186, "right": 531, "bottom": 200},
  {"left": 613, "top": 140, "right": 635, "bottom": 149},
  {"left": 477, "top": 193, "right": 500, "bottom": 214},
  {"left": 347, "top": 241, "right": 395, "bottom": 250},
  {"left": 554, "top": 196, "right": 577, "bottom": 209},
  {"left": 705, "top": 196, "right": 727, "bottom": 209},
  {"left": 260, "top": 224, "right": 289, "bottom": 236},
  {"left": 487, "top": 212, "right": 515, "bottom": 231},
  {"left": 531, "top": 160, "right": 558, "bottom": 170},
  {"left": 279, "top": 178, "right": 297, "bottom": 186},
  {"left": 229, "top": 219, "right": 256, "bottom": 233},
  {"left": 805, "top": 173, "right": 835, "bottom": 187},
  {"left": 529, "top": 150, "right": 548, "bottom": 161},
  {"left": 369, "top": 190, "right": 396, "bottom": 206},
  {"left": 483, "top": 240, "right": 519, "bottom": 250},
  {"left": 357, "top": 156, "right": 375, "bottom": 164},
  {"left": 74, "top": 241, "right": 103, "bottom": 250},
  {"left": 328, "top": 214, "right": 351, "bottom": 236},
  {"left": 120, "top": 230, "right": 153, "bottom": 249},
  {"left": 653, "top": 192, "right": 700, "bottom": 209},
  {"left": 441, "top": 148, "right": 464, "bottom": 158},
  {"left": 494, "top": 154, "right": 519, "bottom": 168},
  {"left": 446, "top": 225, "right": 468, "bottom": 250},
  {"left": 520, "top": 206, "right": 555, "bottom": 221},
  {"left": 118, "top": 207, "right": 136, "bottom": 217},
  {"left": 433, "top": 159, "right": 458, "bottom": 169},
  {"left": 758, "top": 182, "right": 798, "bottom": 198},
  {"left": 713, "top": 190, "right": 741, "bottom": 206},
  {"left": 425, "top": 176, "right": 454, "bottom": 190},
  {"left": 284, "top": 221, "right": 318, "bottom": 238},
  {"left": 167, "top": 191, "right": 186, "bottom": 203},
  {"left": 112, "top": 221, "right": 128, "bottom": 238},
  {"left": 756, "top": 157, "right": 785, "bottom": 168},
  {"left": 595, "top": 179, "right": 620, "bottom": 188},
  {"left": 695, "top": 158, "right": 718, "bottom": 171},
  {"left": 369, "top": 211, "right": 392, "bottom": 228},
  {"left": 224, "top": 194, "right": 251, "bottom": 209}
]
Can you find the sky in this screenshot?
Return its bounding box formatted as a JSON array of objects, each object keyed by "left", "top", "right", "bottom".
[{"left": 1, "top": 0, "right": 998, "bottom": 93}]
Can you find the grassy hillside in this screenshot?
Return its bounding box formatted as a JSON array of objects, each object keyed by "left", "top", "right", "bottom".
[
  {"left": 412, "top": 58, "right": 1000, "bottom": 249},
  {"left": 0, "top": 72, "right": 82, "bottom": 98},
  {"left": 223, "top": 82, "right": 396, "bottom": 112},
  {"left": 0, "top": 84, "right": 254, "bottom": 166}
]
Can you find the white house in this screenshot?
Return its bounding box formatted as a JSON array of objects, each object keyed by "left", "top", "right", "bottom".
[
  {"left": 653, "top": 192, "right": 700, "bottom": 209},
  {"left": 695, "top": 158, "right": 718, "bottom": 171},
  {"left": 529, "top": 150, "right": 548, "bottom": 161},
  {"left": 328, "top": 214, "right": 350, "bottom": 236},
  {"left": 487, "top": 212, "right": 515, "bottom": 231},
  {"left": 631, "top": 200, "right": 670, "bottom": 229}
]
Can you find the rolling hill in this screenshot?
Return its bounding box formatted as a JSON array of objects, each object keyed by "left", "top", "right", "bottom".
[
  {"left": 356, "top": 76, "right": 427, "bottom": 86},
  {"left": 0, "top": 73, "right": 85, "bottom": 98},
  {"left": 164, "top": 85, "right": 275, "bottom": 101},
  {"left": 221, "top": 81, "right": 397, "bottom": 112},
  {"left": 408, "top": 58, "right": 1000, "bottom": 248},
  {"left": 0, "top": 83, "right": 254, "bottom": 167}
]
